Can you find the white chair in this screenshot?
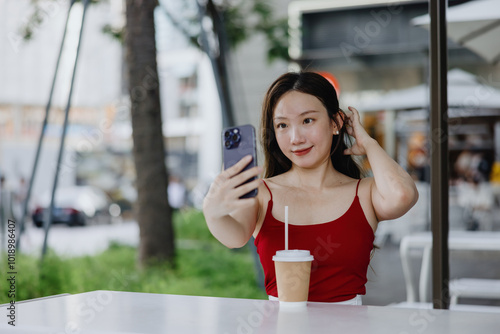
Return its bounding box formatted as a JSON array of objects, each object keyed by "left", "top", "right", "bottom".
[{"left": 450, "top": 278, "right": 500, "bottom": 305}]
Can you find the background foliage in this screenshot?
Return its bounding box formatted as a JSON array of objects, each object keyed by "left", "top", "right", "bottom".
[{"left": 1, "top": 210, "right": 267, "bottom": 304}]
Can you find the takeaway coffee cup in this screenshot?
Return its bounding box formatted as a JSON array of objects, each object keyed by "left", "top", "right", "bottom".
[{"left": 273, "top": 250, "right": 314, "bottom": 307}]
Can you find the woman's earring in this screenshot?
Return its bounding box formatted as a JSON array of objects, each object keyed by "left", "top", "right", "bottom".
[{"left": 335, "top": 130, "right": 339, "bottom": 135}]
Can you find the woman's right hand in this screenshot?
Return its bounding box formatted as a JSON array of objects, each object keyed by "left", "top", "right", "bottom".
[{"left": 203, "top": 155, "right": 262, "bottom": 222}]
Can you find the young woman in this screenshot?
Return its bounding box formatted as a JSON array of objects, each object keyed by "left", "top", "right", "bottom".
[{"left": 203, "top": 71, "right": 418, "bottom": 304}]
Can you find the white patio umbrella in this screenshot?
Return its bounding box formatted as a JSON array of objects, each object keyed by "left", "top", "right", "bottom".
[
  {"left": 412, "top": 0, "right": 500, "bottom": 64},
  {"left": 358, "top": 68, "right": 500, "bottom": 113}
]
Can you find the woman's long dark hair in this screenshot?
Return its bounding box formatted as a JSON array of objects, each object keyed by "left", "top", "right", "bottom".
[{"left": 260, "top": 71, "right": 362, "bottom": 179}]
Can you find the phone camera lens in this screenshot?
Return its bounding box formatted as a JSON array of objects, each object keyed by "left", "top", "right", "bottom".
[
  {"left": 225, "top": 140, "right": 232, "bottom": 149},
  {"left": 224, "top": 131, "right": 231, "bottom": 139},
  {"left": 232, "top": 133, "right": 241, "bottom": 142}
]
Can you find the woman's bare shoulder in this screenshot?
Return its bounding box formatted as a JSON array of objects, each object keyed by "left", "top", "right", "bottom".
[{"left": 263, "top": 174, "right": 288, "bottom": 189}]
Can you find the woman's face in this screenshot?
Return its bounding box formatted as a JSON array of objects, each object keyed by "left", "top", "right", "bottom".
[{"left": 273, "top": 91, "right": 337, "bottom": 170}]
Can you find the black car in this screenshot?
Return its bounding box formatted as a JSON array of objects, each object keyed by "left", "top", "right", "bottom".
[{"left": 32, "top": 186, "right": 120, "bottom": 227}]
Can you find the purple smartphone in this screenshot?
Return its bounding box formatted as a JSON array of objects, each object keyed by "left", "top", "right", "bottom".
[{"left": 222, "top": 124, "right": 258, "bottom": 198}]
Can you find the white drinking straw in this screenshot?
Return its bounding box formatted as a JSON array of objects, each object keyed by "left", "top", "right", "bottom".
[{"left": 285, "top": 206, "right": 288, "bottom": 250}]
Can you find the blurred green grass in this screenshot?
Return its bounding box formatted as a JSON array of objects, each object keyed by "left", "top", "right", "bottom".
[{"left": 0, "top": 209, "right": 267, "bottom": 304}]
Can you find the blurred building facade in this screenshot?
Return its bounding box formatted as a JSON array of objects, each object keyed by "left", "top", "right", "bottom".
[
  {"left": 0, "top": 0, "right": 291, "bottom": 211},
  {"left": 0, "top": 0, "right": 124, "bottom": 206},
  {"left": 285, "top": 0, "right": 500, "bottom": 233},
  {"left": 288, "top": 0, "right": 500, "bottom": 169},
  {"left": 0, "top": 0, "right": 228, "bottom": 209}
]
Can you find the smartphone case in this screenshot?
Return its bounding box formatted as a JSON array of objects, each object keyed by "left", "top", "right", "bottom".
[{"left": 222, "top": 124, "right": 258, "bottom": 198}]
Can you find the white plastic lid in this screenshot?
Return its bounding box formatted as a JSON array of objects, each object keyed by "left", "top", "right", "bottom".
[{"left": 272, "top": 250, "right": 314, "bottom": 262}]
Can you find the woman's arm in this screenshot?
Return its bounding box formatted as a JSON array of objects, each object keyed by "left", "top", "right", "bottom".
[
  {"left": 203, "top": 155, "right": 262, "bottom": 248},
  {"left": 344, "top": 106, "right": 418, "bottom": 221}
]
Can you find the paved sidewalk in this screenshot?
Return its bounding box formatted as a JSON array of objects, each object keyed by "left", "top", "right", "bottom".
[{"left": 15, "top": 220, "right": 139, "bottom": 257}]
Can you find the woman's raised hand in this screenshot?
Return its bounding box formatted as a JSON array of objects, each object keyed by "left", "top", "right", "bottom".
[
  {"left": 203, "top": 155, "right": 262, "bottom": 221},
  {"left": 343, "top": 106, "right": 376, "bottom": 156}
]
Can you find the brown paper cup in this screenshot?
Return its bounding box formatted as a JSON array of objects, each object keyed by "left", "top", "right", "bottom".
[{"left": 273, "top": 250, "right": 314, "bottom": 307}]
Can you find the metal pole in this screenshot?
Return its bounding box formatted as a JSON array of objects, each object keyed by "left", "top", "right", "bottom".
[
  {"left": 16, "top": 0, "right": 77, "bottom": 251},
  {"left": 41, "top": 0, "right": 90, "bottom": 259},
  {"left": 429, "top": 0, "right": 449, "bottom": 309}
]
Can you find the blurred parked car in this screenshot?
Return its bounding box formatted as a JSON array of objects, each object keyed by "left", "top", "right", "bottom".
[{"left": 32, "top": 185, "right": 121, "bottom": 227}]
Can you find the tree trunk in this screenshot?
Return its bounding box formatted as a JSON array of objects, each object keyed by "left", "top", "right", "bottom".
[{"left": 125, "top": 0, "right": 175, "bottom": 266}]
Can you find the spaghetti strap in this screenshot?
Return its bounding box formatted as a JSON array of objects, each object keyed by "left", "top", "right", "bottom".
[
  {"left": 262, "top": 180, "right": 273, "bottom": 201},
  {"left": 355, "top": 179, "right": 361, "bottom": 197}
]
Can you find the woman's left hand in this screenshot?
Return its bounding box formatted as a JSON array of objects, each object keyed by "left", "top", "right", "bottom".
[{"left": 343, "top": 106, "right": 375, "bottom": 156}]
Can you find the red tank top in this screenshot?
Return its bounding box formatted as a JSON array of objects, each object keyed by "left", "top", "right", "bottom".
[{"left": 254, "top": 179, "right": 375, "bottom": 303}]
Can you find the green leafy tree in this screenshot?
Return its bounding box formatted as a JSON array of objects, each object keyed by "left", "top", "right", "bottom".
[
  {"left": 159, "top": 0, "right": 289, "bottom": 127},
  {"left": 160, "top": 0, "right": 289, "bottom": 63}
]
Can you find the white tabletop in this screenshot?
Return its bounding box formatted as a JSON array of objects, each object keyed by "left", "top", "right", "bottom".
[{"left": 1, "top": 291, "right": 499, "bottom": 333}]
